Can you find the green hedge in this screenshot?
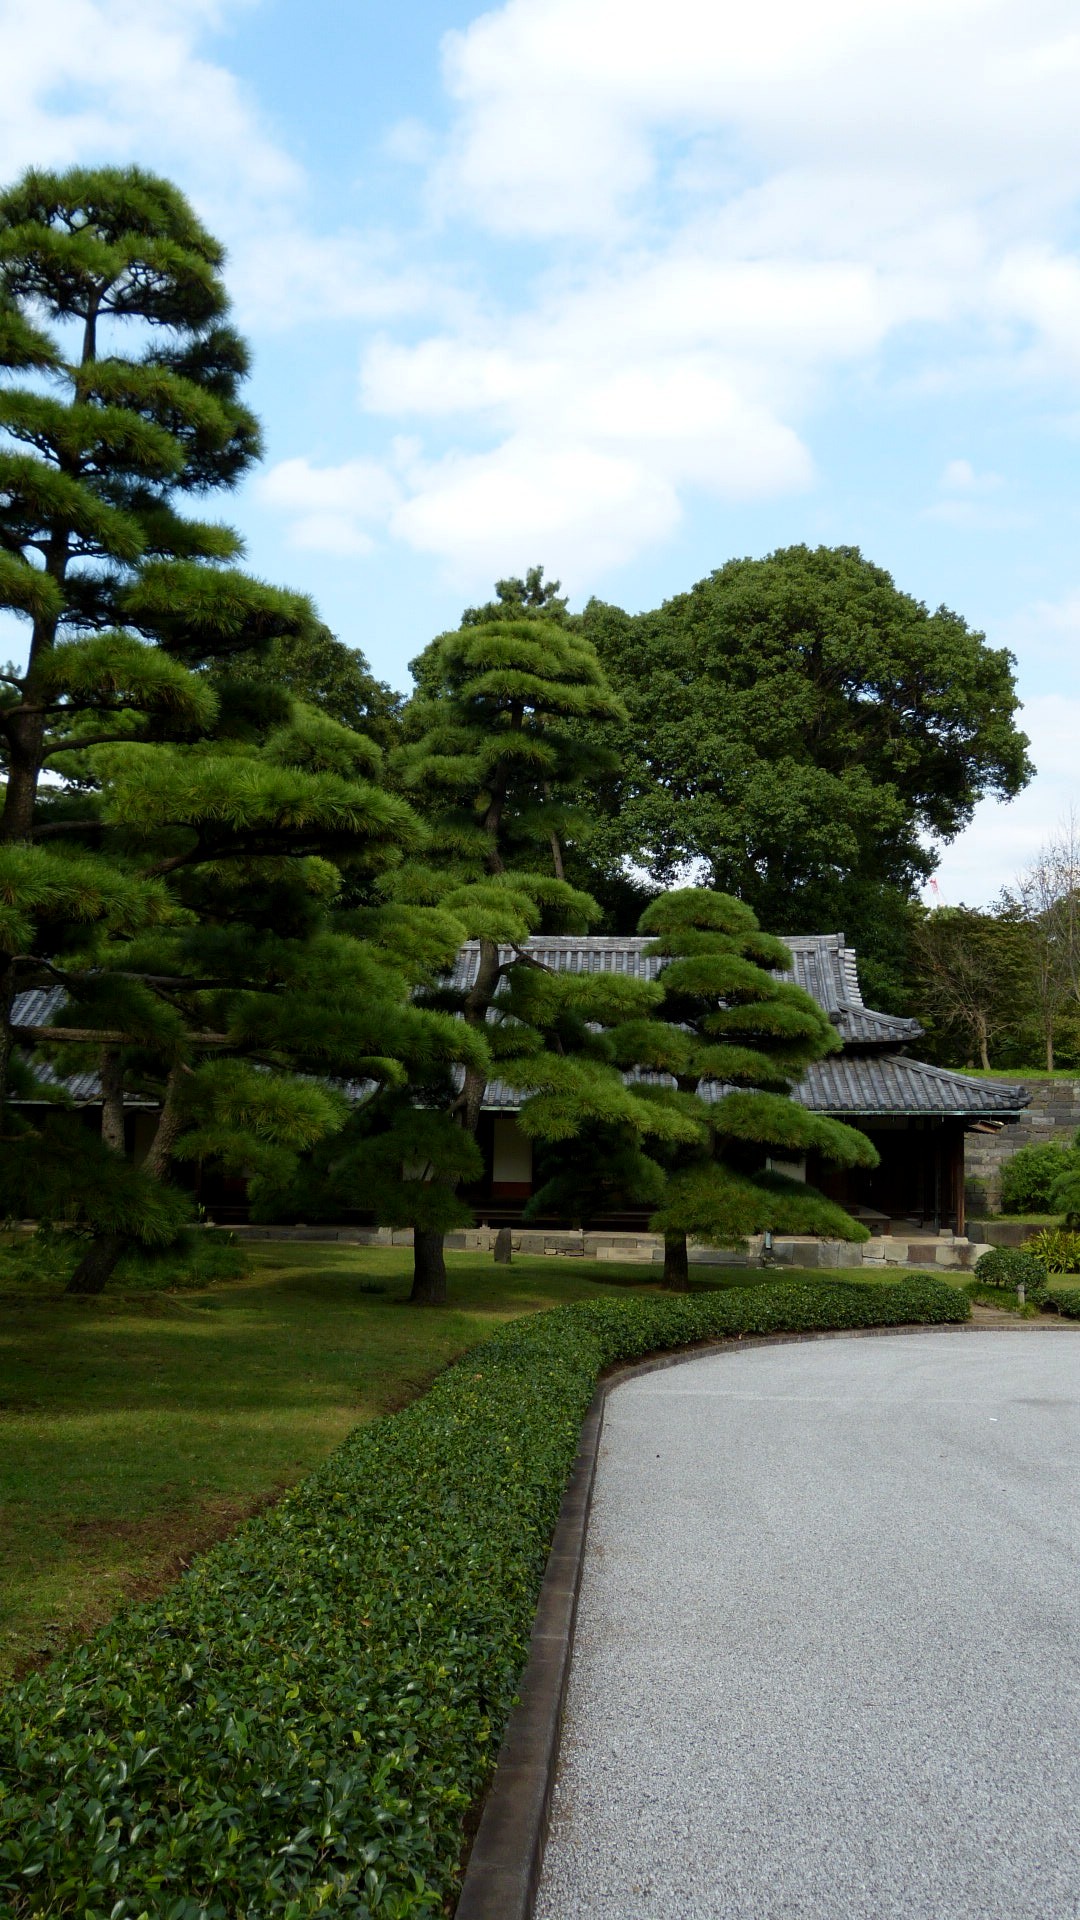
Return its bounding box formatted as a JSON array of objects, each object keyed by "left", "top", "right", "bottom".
[
  {"left": 974, "top": 1246, "right": 1048, "bottom": 1293},
  {"left": 0, "top": 1278, "right": 967, "bottom": 1919}
]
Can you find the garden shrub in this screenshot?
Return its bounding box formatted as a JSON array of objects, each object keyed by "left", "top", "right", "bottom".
[
  {"left": 974, "top": 1246, "right": 1049, "bottom": 1296},
  {"left": 999, "top": 1142, "right": 1080, "bottom": 1215},
  {"left": 1049, "top": 1162, "right": 1080, "bottom": 1229},
  {"left": 0, "top": 1277, "right": 967, "bottom": 1919},
  {"left": 0, "top": 1227, "right": 243, "bottom": 1293},
  {"left": 1024, "top": 1227, "right": 1080, "bottom": 1274}
]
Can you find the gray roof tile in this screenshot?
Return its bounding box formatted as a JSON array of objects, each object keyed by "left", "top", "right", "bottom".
[
  {"left": 451, "top": 936, "right": 1028, "bottom": 1120},
  {"left": 449, "top": 933, "right": 921, "bottom": 1046}
]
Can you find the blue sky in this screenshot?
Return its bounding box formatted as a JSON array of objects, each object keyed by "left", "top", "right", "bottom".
[{"left": 4, "top": 0, "right": 1080, "bottom": 906}]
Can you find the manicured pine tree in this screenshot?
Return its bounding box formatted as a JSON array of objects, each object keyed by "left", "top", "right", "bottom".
[
  {"left": 0, "top": 164, "right": 306, "bottom": 1127},
  {"left": 643, "top": 889, "right": 878, "bottom": 1285},
  {"left": 563, "top": 889, "right": 880, "bottom": 1287},
  {"left": 0, "top": 166, "right": 463, "bottom": 1281},
  {"left": 354, "top": 592, "right": 642, "bottom": 1303}
]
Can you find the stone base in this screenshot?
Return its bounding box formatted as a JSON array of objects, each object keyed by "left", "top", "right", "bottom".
[{"left": 226, "top": 1222, "right": 979, "bottom": 1270}]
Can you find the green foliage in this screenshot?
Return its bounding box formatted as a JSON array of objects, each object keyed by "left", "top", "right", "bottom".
[
  {"left": 1000, "top": 1142, "right": 1080, "bottom": 1215},
  {"left": 0, "top": 1226, "right": 243, "bottom": 1292},
  {"left": 1, "top": 1116, "right": 193, "bottom": 1245},
  {"left": 1023, "top": 1227, "right": 1080, "bottom": 1273},
  {"left": 1049, "top": 1158, "right": 1080, "bottom": 1229},
  {"left": 574, "top": 546, "right": 1030, "bottom": 957},
  {"left": 909, "top": 907, "right": 1031, "bottom": 1072},
  {"left": 571, "top": 887, "right": 880, "bottom": 1259},
  {"left": 974, "top": 1245, "right": 1048, "bottom": 1291},
  {"left": 0, "top": 165, "right": 448, "bottom": 1285},
  {"left": 0, "top": 1278, "right": 966, "bottom": 1917}
]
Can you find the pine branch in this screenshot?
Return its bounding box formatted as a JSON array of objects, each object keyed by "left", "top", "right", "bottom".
[
  {"left": 42, "top": 732, "right": 149, "bottom": 757},
  {"left": 13, "top": 1024, "right": 231, "bottom": 1046}
]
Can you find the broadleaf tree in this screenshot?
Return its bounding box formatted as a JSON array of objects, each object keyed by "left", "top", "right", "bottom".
[{"left": 573, "top": 545, "right": 1032, "bottom": 1007}]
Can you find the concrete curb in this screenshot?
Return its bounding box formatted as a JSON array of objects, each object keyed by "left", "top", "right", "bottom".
[{"left": 452, "top": 1314, "right": 1080, "bottom": 1920}]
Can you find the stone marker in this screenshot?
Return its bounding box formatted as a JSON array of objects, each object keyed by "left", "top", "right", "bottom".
[{"left": 493, "top": 1226, "right": 513, "bottom": 1265}]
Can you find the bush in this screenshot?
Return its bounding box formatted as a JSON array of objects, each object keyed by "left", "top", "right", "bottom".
[
  {"left": 0, "top": 1278, "right": 966, "bottom": 1918},
  {"left": 0, "top": 1227, "right": 243, "bottom": 1293},
  {"left": 1049, "top": 1164, "right": 1080, "bottom": 1229},
  {"left": 974, "top": 1246, "right": 1049, "bottom": 1295},
  {"left": 1024, "top": 1227, "right": 1080, "bottom": 1274},
  {"left": 999, "top": 1142, "right": 1079, "bottom": 1215}
]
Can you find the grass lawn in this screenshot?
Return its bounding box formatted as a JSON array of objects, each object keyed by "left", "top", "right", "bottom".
[
  {"left": 0, "top": 1245, "right": 992, "bottom": 1684},
  {"left": 0, "top": 1242, "right": 756, "bottom": 1684}
]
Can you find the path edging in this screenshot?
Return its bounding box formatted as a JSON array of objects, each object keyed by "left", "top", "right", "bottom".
[{"left": 452, "top": 1314, "right": 1075, "bottom": 1920}]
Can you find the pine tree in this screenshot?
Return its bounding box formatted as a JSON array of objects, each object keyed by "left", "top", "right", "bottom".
[
  {"left": 0, "top": 165, "right": 305, "bottom": 1119},
  {"left": 0, "top": 166, "right": 456, "bottom": 1282},
  {"left": 642, "top": 889, "right": 878, "bottom": 1285},
  {"left": 532, "top": 889, "right": 879, "bottom": 1287},
  {"left": 353, "top": 602, "right": 631, "bottom": 1302}
]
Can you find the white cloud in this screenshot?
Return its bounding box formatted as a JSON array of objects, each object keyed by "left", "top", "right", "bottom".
[
  {"left": 436, "top": 0, "right": 1080, "bottom": 241},
  {"left": 0, "top": 0, "right": 297, "bottom": 201},
  {"left": 931, "top": 694, "right": 1080, "bottom": 906},
  {"left": 939, "top": 459, "right": 1005, "bottom": 494},
  {"left": 13, "top": 0, "right": 1080, "bottom": 595},
  {"left": 257, "top": 456, "right": 401, "bottom": 555},
  {"left": 294, "top": 0, "right": 1080, "bottom": 584},
  {"left": 0, "top": 0, "right": 423, "bottom": 335},
  {"left": 390, "top": 438, "right": 682, "bottom": 582}
]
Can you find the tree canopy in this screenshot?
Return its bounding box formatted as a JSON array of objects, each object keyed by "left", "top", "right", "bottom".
[
  {"left": 0, "top": 165, "right": 466, "bottom": 1290},
  {"left": 574, "top": 545, "right": 1031, "bottom": 994}
]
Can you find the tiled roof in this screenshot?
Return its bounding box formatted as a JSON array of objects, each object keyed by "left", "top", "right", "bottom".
[
  {"left": 449, "top": 933, "right": 922, "bottom": 1047},
  {"left": 450, "top": 936, "right": 1029, "bottom": 1120},
  {"left": 9, "top": 987, "right": 158, "bottom": 1107},
  {"left": 480, "top": 1053, "right": 1028, "bottom": 1120}
]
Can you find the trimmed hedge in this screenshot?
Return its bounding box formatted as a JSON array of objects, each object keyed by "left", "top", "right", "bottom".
[
  {"left": 974, "top": 1246, "right": 1049, "bottom": 1293},
  {"left": 0, "top": 1278, "right": 967, "bottom": 1919}
]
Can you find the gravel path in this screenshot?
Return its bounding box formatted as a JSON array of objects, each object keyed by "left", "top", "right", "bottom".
[{"left": 535, "top": 1329, "right": 1080, "bottom": 1920}]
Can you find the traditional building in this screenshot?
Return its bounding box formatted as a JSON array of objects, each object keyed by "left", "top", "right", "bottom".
[
  {"left": 450, "top": 934, "right": 1031, "bottom": 1235},
  {"left": 11, "top": 939, "right": 1030, "bottom": 1235}
]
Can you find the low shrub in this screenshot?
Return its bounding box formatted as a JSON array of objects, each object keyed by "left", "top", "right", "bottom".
[
  {"left": 999, "top": 1142, "right": 1080, "bottom": 1215},
  {"left": 0, "top": 1277, "right": 966, "bottom": 1919},
  {"left": 1024, "top": 1227, "right": 1080, "bottom": 1274},
  {"left": 1050, "top": 1163, "right": 1080, "bottom": 1229},
  {"left": 0, "top": 1227, "right": 243, "bottom": 1293},
  {"left": 974, "top": 1245, "right": 1048, "bottom": 1293},
  {"left": 1050, "top": 1288, "right": 1080, "bottom": 1320}
]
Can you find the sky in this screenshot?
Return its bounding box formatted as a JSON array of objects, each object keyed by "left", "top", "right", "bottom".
[{"left": 3, "top": 0, "right": 1080, "bottom": 907}]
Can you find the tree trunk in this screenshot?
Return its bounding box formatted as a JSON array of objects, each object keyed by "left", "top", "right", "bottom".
[
  {"left": 410, "top": 1227, "right": 447, "bottom": 1305},
  {"left": 1047, "top": 1029, "right": 1055, "bottom": 1074},
  {"left": 66, "top": 1231, "right": 127, "bottom": 1295},
  {"left": 65, "top": 1067, "right": 185, "bottom": 1296},
  {"left": 100, "top": 1047, "right": 125, "bottom": 1152},
  {"left": 0, "top": 955, "right": 14, "bottom": 1111},
  {"left": 976, "top": 1013, "right": 990, "bottom": 1073},
  {"left": 663, "top": 1231, "right": 689, "bottom": 1292}
]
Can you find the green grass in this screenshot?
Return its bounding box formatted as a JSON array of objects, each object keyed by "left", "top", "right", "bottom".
[
  {"left": 0, "top": 1243, "right": 695, "bottom": 1683},
  {"left": 0, "top": 1245, "right": 989, "bottom": 1686},
  {"left": 947, "top": 1066, "right": 1080, "bottom": 1080}
]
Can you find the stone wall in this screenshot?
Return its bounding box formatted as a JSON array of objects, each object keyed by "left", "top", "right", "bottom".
[{"left": 965, "top": 1080, "right": 1080, "bottom": 1213}]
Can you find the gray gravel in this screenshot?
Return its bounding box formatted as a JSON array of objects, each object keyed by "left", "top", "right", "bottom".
[{"left": 535, "top": 1329, "right": 1080, "bottom": 1920}]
